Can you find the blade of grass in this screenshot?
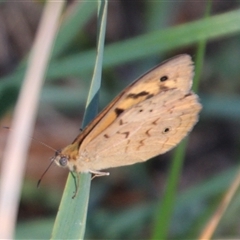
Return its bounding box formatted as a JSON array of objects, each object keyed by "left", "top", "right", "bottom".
[
  {"left": 198, "top": 168, "right": 240, "bottom": 240},
  {"left": 151, "top": 2, "right": 211, "bottom": 239},
  {"left": 1, "top": 8, "right": 240, "bottom": 122},
  {"left": 193, "top": 0, "right": 212, "bottom": 91},
  {"left": 46, "top": 8, "right": 240, "bottom": 78},
  {"left": 1, "top": 8, "right": 240, "bottom": 89},
  {"left": 51, "top": 1, "right": 108, "bottom": 239},
  {"left": 151, "top": 139, "right": 188, "bottom": 240}
]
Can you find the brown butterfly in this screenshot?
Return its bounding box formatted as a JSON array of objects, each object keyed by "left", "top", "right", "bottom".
[{"left": 53, "top": 54, "right": 202, "bottom": 177}]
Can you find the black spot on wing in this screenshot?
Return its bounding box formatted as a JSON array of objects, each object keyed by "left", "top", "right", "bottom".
[
  {"left": 104, "top": 134, "right": 110, "bottom": 138},
  {"left": 123, "top": 132, "right": 130, "bottom": 138},
  {"left": 185, "top": 92, "right": 193, "bottom": 97},
  {"left": 164, "top": 128, "right": 170, "bottom": 132},
  {"left": 115, "top": 108, "right": 124, "bottom": 117},
  {"left": 127, "top": 91, "right": 149, "bottom": 99},
  {"left": 163, "top": 127, "right": 171, "bottom": 134},
  {"left": 160, "top": 75, "right": 168, "bottom": 82}
]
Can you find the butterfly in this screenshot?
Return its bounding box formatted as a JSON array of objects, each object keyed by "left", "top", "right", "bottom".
[{"left": 53, "top": 54, "right": 202, "bottom": 177}]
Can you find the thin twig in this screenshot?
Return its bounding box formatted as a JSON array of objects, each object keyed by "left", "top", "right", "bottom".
[{"left": 199, "top": 168, "right": 240, "bottom": 240}]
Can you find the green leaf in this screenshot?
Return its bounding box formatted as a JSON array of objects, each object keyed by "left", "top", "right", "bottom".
[
  {"left": 51, "top": 1, "right": 108, "bottom": 239},
  {"left": 150, "top": 2, "right": 211, "bottom": 239}
]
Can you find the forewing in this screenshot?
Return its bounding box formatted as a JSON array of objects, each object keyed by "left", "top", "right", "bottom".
[
  {"left": 79, "top": 54, "right": 194, "bottom": 149},
  {"left": 83, "top": 89, "right": 201, "bottom": 171}
]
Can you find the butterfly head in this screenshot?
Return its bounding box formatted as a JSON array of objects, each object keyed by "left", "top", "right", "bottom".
[
  {"left": 53, "top": 143, "right": 79, "bottom": 172},
  {"left": 53, "top": 150, "right": 69, "bottom": 168}
]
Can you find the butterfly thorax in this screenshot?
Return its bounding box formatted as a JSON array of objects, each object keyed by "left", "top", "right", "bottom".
[{"left": 53, "top": 141, "right": 98, "bottom": 173}]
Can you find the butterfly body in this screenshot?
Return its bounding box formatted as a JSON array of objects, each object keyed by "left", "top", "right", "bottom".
[{"left": 53, "top": 54, "right": 202, "bottom": 175}]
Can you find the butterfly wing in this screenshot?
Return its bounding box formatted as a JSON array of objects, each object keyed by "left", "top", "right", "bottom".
[
  {"left": 79, "top": 54, "right": 194, "bottom": 149},
  {"left": 81, "top": 89, "right": 201, "bottom": 171},
  {"left": 58, "top": 54, "right": 201, "bottom": 173}
]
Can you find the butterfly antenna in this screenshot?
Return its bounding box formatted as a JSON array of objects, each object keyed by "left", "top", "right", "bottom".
[
  {"left": 37, "top": 158, "right": 55, "bottom": 188},
  {"left": 3, "top": 126, "right": 57, "bottom": 152}
]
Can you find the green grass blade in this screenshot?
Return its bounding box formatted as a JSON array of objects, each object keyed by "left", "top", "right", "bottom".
[
  {"left": 45, "top": 8, "right": 240, "bottom": 78},
  {"left": 151, "top": 139, "right": 188, "bottom": 240},
  {"left": 1, "top": 8, "right": 240, "bottom": 121},
  {"left": 151, "top": 3, "right": 211, "bottom": 239},
  {"left": 51, "top": 173, "right": 91, "bottom": 239},
  {"left": 1, "top": 8, "right": 240, "bottom": 88},
  {"left": 82, "top": 0, "right": 108, "bottom": 125},
  {"left": 51, "top": 1, "right": 108, "bottom": 239},
  {"left": 193, "top": 0, "right": 212, "bottom": 92}
]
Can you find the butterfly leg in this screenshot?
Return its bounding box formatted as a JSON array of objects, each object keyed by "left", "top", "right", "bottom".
[
  {"left": 89, "top": 170, "right": 110, "bottom": 180},
  {"left": 70, "top": 171, "right": 80, "bottom": 199}
]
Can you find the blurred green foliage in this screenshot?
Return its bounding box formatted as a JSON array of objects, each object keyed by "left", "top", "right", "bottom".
[{"left": 1, "top": 1, "right": 240, "bottom": 239}]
